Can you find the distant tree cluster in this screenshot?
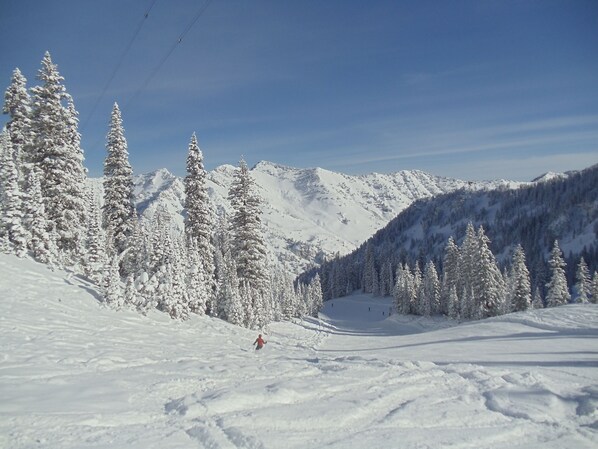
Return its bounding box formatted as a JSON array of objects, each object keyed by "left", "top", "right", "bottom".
[
  {"left": 304, "top": 163, "right": 598, "bottom": 320},
  {"left": 314, "top": 221, "right": 597, "bottom": 321},
  {"left": 1, "top": 52, "right": 323, "bottom": 328}
]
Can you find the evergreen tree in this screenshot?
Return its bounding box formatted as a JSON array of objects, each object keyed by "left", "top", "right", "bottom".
[
  {"left": 458, "top": 223, "right": 477, "bottom": 317},
  {"left": 447, "top": 285, "right": 459, "bottom": 319},
  {"left": 275, "top": 269, "right": 297, "bottom": 320},
  {"left": 379, "top": 259, "right": 394, "bottom": 297},
  {"left": 421, "top": 260, "right": 440, "bottom": 316},
  {"left": 123, "top": 274, "right": 140, "bottom": 309},
  {"left": 590, "top": 271, "right": 598, "bottom": 304},
  {"left": 362, "top": 242, "right": 375, "bottom": 294},
  {"left": 251, "top": 287, "right": 270, "bottom": 330},
  {"left": 474, "top": 226, "right": 505, "bottom": 318},
  {"left": 3, "top": 68, "right": 31, "bottom": 175},
  {"left": 23, "top": 168, "right": 54, "bottom": 264},
  {"left": 29, "top": 52, "right": 87, "bottom": 264},
  {"left": 0, "top": 132, "right": 27, "bottom": 256},
  {"left": 228, "top": 159, "right": 270, "bottom": 298},
  {"left": 213, "top": 210, "right": 246, "bottom": 325},
  {"left": 83, "top": 195, "right": 107, "bottom": 284},
  {"left": 103, "top": 102, "right": 136, "bottom": 269},
  {"left": 575, "top": 257, "right": 591, "bottom": 304},
  {"left": 239, "top": 280, "right": 255, "bottom": 328},
  {"left": 222, "top": 259, "right": 243, "bottom": 325},
  {"left": 441, "top": 236, "right": 460, "bottom": 315},
  {"left": 531, "top": 286, "right": 544, "bottom": 309},
  {"left": 164, "top": 240, "right": 191, "bottom": 320},
  {"left": 393, "top": 264, "right": 412, "bottom": 315},
  {"left": 186, "top": 239, "right": 208, "bottom": 315},
  {"left": 509, "top": 244, "right": 532, "bottom": 312},
  {"left": 183, "top": 132, "right": 216, "bottom": 310},
  {"left": 102, "top": 253, "right": 123, "bottom": 308},
  {"left": 545, "top": 240, "right": 570, "bottom": 307},
  {"left": 308, "top": 274, "right": 324, "bottom": 317}
]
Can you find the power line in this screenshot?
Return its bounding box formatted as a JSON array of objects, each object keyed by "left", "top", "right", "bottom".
[
  {"left": 81, "top": 0, "right": 159, "bottom": 132},
  {"left": 122, "top": 0, "right": 213, "bottom": 111}
]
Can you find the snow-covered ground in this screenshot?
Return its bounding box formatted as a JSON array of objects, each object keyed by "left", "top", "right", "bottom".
[{"left": 1, "top": 254, "right": 597, "bottom": 448}]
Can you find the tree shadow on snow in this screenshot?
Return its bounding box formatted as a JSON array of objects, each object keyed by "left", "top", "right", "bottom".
[{"left": 318, "top": 330, "right": 598, "bottom": 353}]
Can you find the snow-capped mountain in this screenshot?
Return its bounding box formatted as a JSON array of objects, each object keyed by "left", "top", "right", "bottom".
[
  {"left": 306, "top": 163, "right": 598, "bottom": 295},
  {"left": 128, "top": 161, "right": 525, "bottom": 275}
]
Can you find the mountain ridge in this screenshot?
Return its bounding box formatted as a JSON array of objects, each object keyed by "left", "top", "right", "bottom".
[
  {"left": 122, "top": 161, "right": 531, "bottom": 275},
  {"left": 303, "top": 163, "right": 597, "bottom": 298}
]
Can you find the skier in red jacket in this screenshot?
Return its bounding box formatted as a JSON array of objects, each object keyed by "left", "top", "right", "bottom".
[{"left": 253, "top": 334, "right": 267, "bottom": 350}]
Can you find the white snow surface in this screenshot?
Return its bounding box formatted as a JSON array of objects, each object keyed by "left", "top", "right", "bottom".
[{"left": 2, "top": 253, "right": 597, "bottom": 449}]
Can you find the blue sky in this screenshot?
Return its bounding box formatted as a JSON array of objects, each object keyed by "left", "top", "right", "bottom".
[{"left": 1, "top": 0, "right": 597, "bottom": 180}]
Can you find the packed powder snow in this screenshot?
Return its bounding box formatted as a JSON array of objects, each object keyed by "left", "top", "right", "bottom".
[{"left": 1, "top": 254, "right": 597, "bottom": 448}]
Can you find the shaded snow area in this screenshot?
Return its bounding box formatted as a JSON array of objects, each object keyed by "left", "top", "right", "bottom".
[{"left": 1, "top": 254, "right": 597, "bottom": 449}]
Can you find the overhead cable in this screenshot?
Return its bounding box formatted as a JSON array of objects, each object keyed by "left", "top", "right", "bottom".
[
  {"left": 122, "top": 0, "right": 213, "bottom": 111},
  {"left": 81, "top": 0, "right": 159, "bottom": 132}
]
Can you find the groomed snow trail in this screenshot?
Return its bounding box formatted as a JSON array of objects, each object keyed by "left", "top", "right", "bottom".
[{"left": 1, "top": 254, "right": 597, "bottom": 448}]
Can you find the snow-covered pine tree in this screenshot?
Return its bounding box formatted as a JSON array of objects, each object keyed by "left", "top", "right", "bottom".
[
  {"left": 473, "top": 226, "right": 505, "bottom": 318},
  {"left": 102, "top": 253, "right": 123, "bottom": 308},
  {"left": 0, "top": 132, "right": 27, "bottom": 256},
  {"left": 372, "top": 267, "right": 381, "bottom": 296},
  {"left": 531, "top": 286, "right": 544, "bottom": 309},
  {"left": 458, "top": 223, "right": 477, "bottom": 318},
  {"left": 308, "top": 273, "right": 324, "bottom": 317},
  {"left": 252, "top": 287, "right": 270, "bottom": 330},
  {"left": 148, "top": 207, "right": 191, "bottom": 319},
  {"left": 239, "top": 280, "right": 255, "bottom": 328},
  {"left": 379, "top": 259, "right": 394, "bottom": 297},
  {"left": 575, "top": 257, "right": 591, "bottom": 304},
  {"left": 160, "top": 238, "right": 190, "bottom": 320},
  {"left": 270, "top": 268, "right": 295, "bottom": 320},
  {"left": 590, "top": 271, "right": 598, "bottom": 304},
  {"left": 228, "top": 158, "right": 270, "bottom": 314},
  {"left": 294, "top": 282, "right": 307, "bottom": 318},
  {"left": 23, "top": 167, "right": 54, "bottom": 264},
  {"left": 272, "top": 270, "right": 296, "bottom": 320},
  {"left": 123, "top": 274, "right": 140, "bottom": 309},
  {"left": 183, "top": 132, "right": 216, "bottom": 310},
  {"left": 509, "top": 244, "right": 532, "bottom": 312},
  {"left": 29, "top": 52, "right": 87, "bottom": 265},
  {"left": 3, "top": 68, "right": 31, "bottom": 178},
  {"left": 545, "top": 240, "right": 570, "bottom": 307},
  {"left": 393, "top": 264, "right": 409, "bottom": 314},
  {"left": 447, "top": 285, "right": 459, "bottom": 319},
  {"left": 186, "top": 239, "right": 208, "bottom": 315},
  {"left": 441, "top": 236, "right": 460, "bottom": 315},
  {"left": 83, "top": 194, "right": 107, "bottom": 284},
  {"left": 221, "top": 257, "right": 243, "bottom": 325},
  {"left": 103, "top": 103, "right": 136, "bottom": 272},
  {"left": 362, "top": 242, "right": 376, "bottom": 294},
  {"left": 421, "top": 260, "right": 440, "bottom": 316}
]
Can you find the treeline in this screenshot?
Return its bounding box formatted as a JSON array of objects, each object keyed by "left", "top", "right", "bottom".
[
  {"left": 1, "top": 52, "right": 323, "bottom": 328},
  {"left": 300, "top": 164, "right": 598, "bottom": 318}
]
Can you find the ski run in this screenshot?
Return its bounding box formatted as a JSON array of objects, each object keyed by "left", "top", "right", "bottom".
[{"left": 1, "top": 253, "right": 597, "bottom": 449}]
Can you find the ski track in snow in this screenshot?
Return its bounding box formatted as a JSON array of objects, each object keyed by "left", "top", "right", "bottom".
[{"left": 1, "top": 254, "right": 597, "bottom": 448}]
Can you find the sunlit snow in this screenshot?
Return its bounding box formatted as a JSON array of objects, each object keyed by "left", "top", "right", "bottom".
[{"left": 1, "top": 254, "right": 596, "bottom": 448}]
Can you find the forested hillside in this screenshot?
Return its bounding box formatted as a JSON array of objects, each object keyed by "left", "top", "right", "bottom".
[{"left": 306, "top": 164, "right": 598, "bottom": 301}]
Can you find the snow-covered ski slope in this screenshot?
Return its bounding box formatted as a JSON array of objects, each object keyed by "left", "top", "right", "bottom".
[{"left": 1, "top": 254, "right": 597, "bottom": 449}]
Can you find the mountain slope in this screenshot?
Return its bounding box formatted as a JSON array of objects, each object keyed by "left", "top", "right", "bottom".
[
  {"left": 130, "top": 161, "right": 524, "bottom": 275},
  {"left": 1, "top": 253, "right": 597, "bottom": 449},
  {"left": 308, "top": 164, "right": 598, "bottom": 296}
]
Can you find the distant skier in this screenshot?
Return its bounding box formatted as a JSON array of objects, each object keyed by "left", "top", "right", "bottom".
[{"left": 253, "top": 334, "right": 267, "bottom": 351}]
